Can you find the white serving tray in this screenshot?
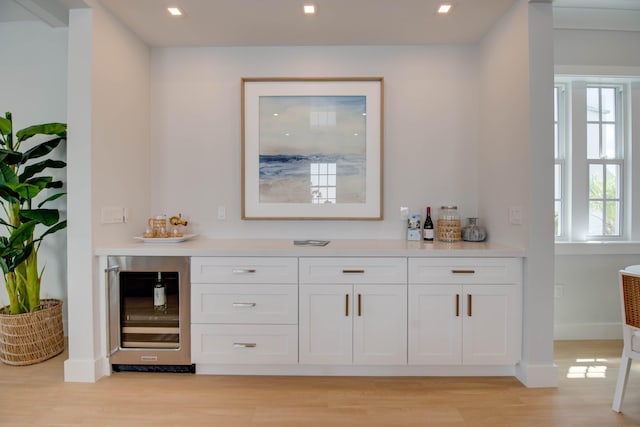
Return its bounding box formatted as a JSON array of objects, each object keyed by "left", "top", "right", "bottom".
[{"left": 134, "top": 234, "right": 197, "bottom": 244}]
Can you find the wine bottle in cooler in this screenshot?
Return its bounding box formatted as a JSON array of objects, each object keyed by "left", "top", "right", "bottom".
[
  {"left": 423, "top": 206, "right": 434, "bottom": 241},
  {"left": 154, "top": 272, "right": 167, "bottom": 312}
]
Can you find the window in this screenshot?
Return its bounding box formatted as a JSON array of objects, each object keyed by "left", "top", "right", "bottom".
[
  {"left": 554, "top": 78, "right": 634, "bottom": 242},
  {"left": 586, "top": 86, "right": 622, "bottom": 237}
]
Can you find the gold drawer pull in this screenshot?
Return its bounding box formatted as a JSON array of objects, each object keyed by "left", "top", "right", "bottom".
[
  {"left": 346, "top": 294, "right": 350, "bottom": 317},
  {"left": 452, "top": 269, "right": 475, "bottom": 274},
  {"left": 232, "top": 268, "right": 257, "bottom": 274},
  {"left": 342, "top": 269, "right": 365, "bottom": 274},
  {"left": 233, "top": 342, "right": 257, "bottom": 348},
  {"left": 232, "top": 302, "right": 257, "bottom": 308}
]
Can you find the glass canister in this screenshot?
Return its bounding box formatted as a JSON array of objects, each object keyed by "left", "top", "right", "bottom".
[
  {"left": 461, "top": 217, "right": 487, "bottom": 242},
  {"left": 437, "top": 206, "right": 461, "bottom": 242}
]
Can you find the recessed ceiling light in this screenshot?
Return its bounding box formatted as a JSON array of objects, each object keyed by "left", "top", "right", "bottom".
[
  {"left": 304, "top": 4, "right": 316, "bottom": 15},
  {"left": 167, "top": 7, "right": 183, "bottom": 16},
  {"left": 437, "top": 4, "right": 452, "bottom": 14}
]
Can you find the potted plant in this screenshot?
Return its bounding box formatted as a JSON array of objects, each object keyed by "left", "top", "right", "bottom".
[{"left": 0, "top": 112, "right": 67, "bottom": 365}]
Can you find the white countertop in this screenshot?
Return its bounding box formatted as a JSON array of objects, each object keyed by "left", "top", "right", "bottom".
[{"left": 95, "top": 238, "right": 525, "bottom": 258}]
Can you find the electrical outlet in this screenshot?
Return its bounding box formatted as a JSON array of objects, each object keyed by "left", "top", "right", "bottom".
[
  {"left": 400, "top": 206, "right": 409, "bottom": 220},
  {"left": 509, "top": 206, "right": 523, "bottom": 225}
]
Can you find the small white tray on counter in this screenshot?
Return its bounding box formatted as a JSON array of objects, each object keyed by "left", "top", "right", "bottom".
[{"left": 134, "top": 234, "right": 197, "bottom": 244}]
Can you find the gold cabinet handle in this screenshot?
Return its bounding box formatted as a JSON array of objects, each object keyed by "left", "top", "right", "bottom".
[
  {"left": 342, "top": 269, "right": 365, "bottom": 274},
  {"left": 346, "top": 294, "right": 350, "bottom": 317},
  {"left": 456, "top": 294, "right": 460, "bottom": 317},
  {"left": 468, "top": 294, "right": 473, "bottom": 317},
  {"left": 358, "top": 294, "right": 362, "bottom": 317},
  {"left": 233, "top": 342, "right": 257, "bottom": 348},
  {"left": 452, "top": 269, "right": 475, "bottom": 274}
]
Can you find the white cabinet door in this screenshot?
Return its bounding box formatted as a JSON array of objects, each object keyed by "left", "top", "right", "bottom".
[
  {"left": 299, "top": 284, "right": 352, "bottom": 365},
  {"left": 408, "top": 284, "right": 462, "bottom": 365},
  {"left": 408, "top": 283, "right": 520, "bottom": 366},
  {"left": 353, "top": 284, "right": 407, "bottom": 365},
  {"left": 462, "top": 284, "right": 520, "bottom": 365}
]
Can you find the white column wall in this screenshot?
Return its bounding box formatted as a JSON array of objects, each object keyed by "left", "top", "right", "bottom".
[
  {"left": 478, "top": 0, "right": 557, "bottom": 387},
  {"left": 64, "top": 2, "right": 150, "bottom": 382}
]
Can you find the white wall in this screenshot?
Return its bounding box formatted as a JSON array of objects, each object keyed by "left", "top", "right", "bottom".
[
  {"left": 0, "top": 21, "right": 68, "bottom": 309},
  {"left": 149, "top": 46, "right": 482, "bottom": 239},
  {"left": 91, "top": 3, "right": 151, "bottom": 245},
  {"left": 553, "top": 28, "right": 640, "bottom": 340},
  {"left": 478, "top": 0, "right": 556, "bottom": 387},
  {"left": 65, "top": 2, "right": 150, "bottom": 381}
]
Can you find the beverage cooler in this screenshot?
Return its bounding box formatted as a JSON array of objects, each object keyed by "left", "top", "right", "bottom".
[{"left": 106, "top": 256, "right": 194, "bottom": 372}]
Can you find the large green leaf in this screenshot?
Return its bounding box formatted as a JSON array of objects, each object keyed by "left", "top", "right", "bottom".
[
  {"left": 0, "top": 257, "right": 9, "bottom": 275},
  {"left": 37, "top": 220, "right": 66, "bottom": 241},
  {"left": 20, "top": 159, "right": 66, "bottom": 181},
  {"left": 21, "top": 137, "right": 64, "bottom": 162},
  {"left": 0, "top": 148, "right": 23, "bottom": 165},
  {"left": 0, "top": 185, "right": 20, "bottom": 204},
  {"left": 8, "top": 242, "right": 34, "bottom": 272},
  {"left": 44, "top": 180, "right": 64, "bottom": 189},
  {"left": 0, "top": 116, "right": 11, "bottom": 138},
  {"left": 7, "top": 221, "right": 35, "bottom": 246},
  {"left": 0, "top": 163, "right": 19, "bottom": 185},
  {"left": 19, "top": 209, "right": 59, "bottom": 227},
  {"left": 37, "top": 192, "right": 66, "bottom": 208},
  {"left": 10, "top": 181, "right": 49, "bottom": 201},
  {"left": 16, "top": 123, "right": 66, "bottom": 142}
]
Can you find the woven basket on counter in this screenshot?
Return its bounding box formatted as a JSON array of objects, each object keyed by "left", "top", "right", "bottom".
[{"left": 0, "top": 299, "right": 64, "bottom": 366}]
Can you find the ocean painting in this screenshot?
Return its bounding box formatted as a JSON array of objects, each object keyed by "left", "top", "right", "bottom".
[{"left": 258, "top": 95, "right": 367, "bottom": 204}]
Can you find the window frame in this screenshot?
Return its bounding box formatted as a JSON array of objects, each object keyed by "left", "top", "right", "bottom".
[
  {"left": 584, "top": 84, "right": 625, "bottom": 239},
  {"left": 554, "top": 77, "right": 632, "bottom": 243},
  {"left": 554, "top": 84, "right": 568, "bottom": 240}
]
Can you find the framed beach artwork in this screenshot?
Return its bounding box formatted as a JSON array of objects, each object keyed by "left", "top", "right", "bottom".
[{"left": 241, "top": 77, "right": 383, "bottom": 220}]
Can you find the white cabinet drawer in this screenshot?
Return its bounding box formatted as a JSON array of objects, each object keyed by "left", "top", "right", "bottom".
[
  {"left": 299, "top": 258, "right": 406, "bottom": 284},
  {"left": 191, "top": 324, "right": 297, "bottom": 364},
  {"left": 408, "top": 258, "right": 521, "bottom": 284},
  {"left": 191, "top": 284, "right": 297, "bottom": 324},
  {"left": 191, "top": 257, "right": 297, "bottom": 284}
]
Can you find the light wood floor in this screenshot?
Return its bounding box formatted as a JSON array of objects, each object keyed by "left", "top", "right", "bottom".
[{"left": 1, "top": 340, "right": 639, "bottom": 426}]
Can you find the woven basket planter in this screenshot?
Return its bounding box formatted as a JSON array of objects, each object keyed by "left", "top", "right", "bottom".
[{"left": 0, "top": 299, "right": 64, "bottom": 366}]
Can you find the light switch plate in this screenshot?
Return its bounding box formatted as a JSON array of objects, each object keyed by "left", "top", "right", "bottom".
[
  {"left": 101, "top": 207, "right": 124, "bottom": 224},
  {"left": 217, "top": 206, "right": 226, "bottom": 220}
]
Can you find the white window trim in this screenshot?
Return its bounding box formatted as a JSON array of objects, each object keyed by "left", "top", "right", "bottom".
[{"left": 554, "top": 75, "right": 640, "bottom": 250}]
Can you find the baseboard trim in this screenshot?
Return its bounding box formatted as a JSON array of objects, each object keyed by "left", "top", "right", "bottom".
[
  {"left": 554, "top": 322, "right": 621, "bottom": 340},
  {"left": 194, "top": 363, "right": 517, "bottom": 377},
  {"left": 63, "top": 356, "right": 109, "bottom": 383},
  {"left": 515, "top": 362, "right": 559, "bottom": 387}
]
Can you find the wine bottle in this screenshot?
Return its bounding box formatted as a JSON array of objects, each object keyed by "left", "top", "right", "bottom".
[
  {"left": 423, "top": 206, "right": 434, "bottom": 241},
  {"left": 154, "top": 272, "right": 167, "bottom": 312}
]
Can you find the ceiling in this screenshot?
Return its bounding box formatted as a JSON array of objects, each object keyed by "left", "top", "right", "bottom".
[{"left": 0, "top": 0, "right": 639, "bottom": 47}]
